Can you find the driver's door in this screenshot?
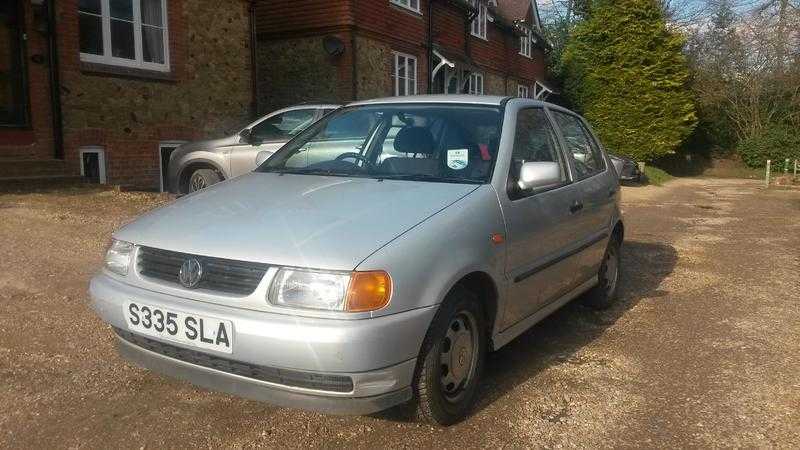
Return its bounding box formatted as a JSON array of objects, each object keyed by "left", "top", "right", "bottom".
[{"left": 228, "top": 108, "right": 318, "bottom": 177}]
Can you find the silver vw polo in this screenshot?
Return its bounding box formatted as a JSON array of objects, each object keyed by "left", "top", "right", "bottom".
[{"left": 90, "top": 95, "right": 623, "bottom": 425}]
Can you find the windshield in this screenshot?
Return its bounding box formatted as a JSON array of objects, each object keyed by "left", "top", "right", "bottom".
[{"left": 258, "top": 104, "right": 503, "bottom": 184}]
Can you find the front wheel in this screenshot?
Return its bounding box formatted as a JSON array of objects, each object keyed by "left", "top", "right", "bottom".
[
  {"left": 188, "top": 168, "right": 221, "bottom": 193},
  {"left": 413, "top": 287, "right": 487, "bottom": 426}
]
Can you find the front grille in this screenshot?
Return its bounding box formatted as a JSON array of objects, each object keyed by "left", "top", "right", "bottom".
[
  {"left": 115, "top": 328, "right": 354, "bottom": 393},
  {"left": 137, "top": 246, "right": 269, "bottom": 296}
]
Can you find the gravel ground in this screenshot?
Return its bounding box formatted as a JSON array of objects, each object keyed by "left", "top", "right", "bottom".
[{"left": 0, "top": 178, "right": 798, "bottom": 448}]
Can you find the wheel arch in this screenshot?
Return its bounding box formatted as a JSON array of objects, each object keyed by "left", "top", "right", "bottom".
[
  {"left": 446, "top": 271, "right": 499, "bottom": 340},
  {"left": 612, "top": 219, "right": 624, "bottom": 243}
]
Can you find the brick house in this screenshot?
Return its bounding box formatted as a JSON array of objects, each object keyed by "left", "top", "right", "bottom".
[
  {"left": 0, "top": 0, "right": 254, "bottom": 189},
  {"left": 254, "top": 0, "right": 551, "bottom": 112}
]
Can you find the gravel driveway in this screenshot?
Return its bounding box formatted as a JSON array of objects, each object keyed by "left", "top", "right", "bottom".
[{"left": 1, "top": 178, "right": 798, "bottom": 448}]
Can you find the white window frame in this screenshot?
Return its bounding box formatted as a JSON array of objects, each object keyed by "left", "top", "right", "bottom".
[
  {"left": 519, "top": 29, "right": 531, "bottom": 58},
  {"left": 158, "top": 141, "right": 187, "bottom": 192},
  {"left": 470, "top": 1, "right": 488, "bottom": 40},
  {"left": 468, "top": 72, "right": 484, "bottom": 95},
  {"left": 390, "top": 0, "right": 420, "bottom": 14},
  {"left": 393, "top": 52, "right": 418, "bottom": 96},
  {"left": 79, "top": 146, "right": 107, "bottom": 184},
  {"left": 518, "top": 85, "right": 529, "bottom": 98},
  {"left": 79, "top": 0, "right": 170, "bottom": 72}
]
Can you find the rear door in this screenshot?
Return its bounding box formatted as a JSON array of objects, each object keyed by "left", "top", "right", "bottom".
[
  {"left": 498, "top": 107, "right": 585, "bottom": 330},
  {"left": 549, "top": 109, "right": 616, "bottom": 284}
]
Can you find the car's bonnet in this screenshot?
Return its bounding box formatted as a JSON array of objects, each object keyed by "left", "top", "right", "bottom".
[
  {"left": 177, "top": 134, "right": 240, "bottom": 153},
  {"left": 115, "top": 172, "right": 480, "bottom": 270}
]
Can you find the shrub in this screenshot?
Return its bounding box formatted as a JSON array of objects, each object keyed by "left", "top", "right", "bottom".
[
  {"left": 643, "top": 165, "right": 673, "bottom": 186},
  {"left": 737, "top": 124, "right": 800, "bottom": 168}
]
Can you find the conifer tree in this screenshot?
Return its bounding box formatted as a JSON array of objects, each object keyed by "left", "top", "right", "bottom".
[{"left": 562, "top": 0, "right": 697, "bottom": 161}]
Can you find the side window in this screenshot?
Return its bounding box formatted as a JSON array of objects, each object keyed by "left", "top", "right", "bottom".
[
  {"left": 550, "top": 111, "right": 605, "bottom": 179},
  {"left": 251, "top": 109, "right": 316, "bottom": 141},
  {"left": 508, "top": 108, "right": 567, "bottom": 198}
]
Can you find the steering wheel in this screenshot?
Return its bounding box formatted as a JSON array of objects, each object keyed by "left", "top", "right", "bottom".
[{"left": 335, "top": 152, "right": 372, "bottom": 168}]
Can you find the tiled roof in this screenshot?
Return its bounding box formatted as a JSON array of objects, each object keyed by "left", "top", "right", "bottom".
[{"left": 494, "top": 0, "right": 531, "bottom": 23}]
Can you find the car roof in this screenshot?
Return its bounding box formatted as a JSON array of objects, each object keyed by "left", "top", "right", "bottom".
[
  {"left": 284, "top": 103, "right": 341, "bottom": 109},
  {"left": 349, "top": 94, "right": 511, "bottom": 107},
  {"left": 346, "top": 95, "right": 569, "bottom": 111}
]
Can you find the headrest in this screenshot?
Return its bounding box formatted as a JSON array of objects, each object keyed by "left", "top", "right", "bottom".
[{"left": 394, "top": 127, "right": 435, "bottom": 155}]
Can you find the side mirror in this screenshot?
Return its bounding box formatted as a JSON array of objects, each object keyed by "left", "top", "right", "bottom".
[
  {"left": 239, "top": 128, "right": 252, "bottom": 144},
  {"left": 517, "top": 161, "right": 562, "bottom": 191},
  {"left": 255, "top": 150, "right": 272, "bottom": 166}
]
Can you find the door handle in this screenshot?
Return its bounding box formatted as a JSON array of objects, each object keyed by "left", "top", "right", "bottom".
[{"left": 569, "top": 201, "right": 584, "bottom": 214}]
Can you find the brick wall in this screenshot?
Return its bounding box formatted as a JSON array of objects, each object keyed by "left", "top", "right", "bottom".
[
  {"left": 0, "top": 0, "right": 55, "bottom": 161},
  {"left": 256, "top": 0, "right": 548, "bottom": 104}
]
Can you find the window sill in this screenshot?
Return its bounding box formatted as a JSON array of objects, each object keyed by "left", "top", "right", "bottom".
[
  {"left": 80, "top": 61, "right": 176, "bottom": 83},
  {"left": 389, "top": 1, "right": 422, "bottom": 16},
  {"left": 471, "top": 33, "right": 488, "bottom": 42}
]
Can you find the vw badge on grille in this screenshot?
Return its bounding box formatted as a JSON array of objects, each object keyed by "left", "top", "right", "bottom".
[{"left": 178, "top": 258, "right": 203, "bottom": 288}]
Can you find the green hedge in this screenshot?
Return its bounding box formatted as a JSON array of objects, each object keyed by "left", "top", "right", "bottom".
[{"left": 738, "top": 124, "right": 800, "bottom": 169}]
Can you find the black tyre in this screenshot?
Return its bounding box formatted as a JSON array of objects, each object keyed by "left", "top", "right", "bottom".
[
  {"left": 413, "top": 287, "right": 487, "bottom": 426},
  {"left": 582, "top": 234, "right": 622, "bottom": 309},
  {"left": 188, "top": 168, "right": 221, "bottom": 193}
]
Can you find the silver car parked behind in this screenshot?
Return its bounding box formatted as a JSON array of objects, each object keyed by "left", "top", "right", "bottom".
[
  {"left": 90, "top": 95, "right": 623, "bottom": 426},
  {"left": 167, "top": 103, "right": 340, "bottom": 194}
]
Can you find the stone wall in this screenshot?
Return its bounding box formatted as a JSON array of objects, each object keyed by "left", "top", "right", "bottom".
[
  {"left": 256, "top": 35, "right": 352, "bottom": 112},
  {"left": 354, "top": 36, "right": 392, "bottom": 100},
  {"left": 58, "top": 0, "right": 253, "bottom": 189},
  {"left": 484, "top": 71, "right": 506, "bottom": 96}
]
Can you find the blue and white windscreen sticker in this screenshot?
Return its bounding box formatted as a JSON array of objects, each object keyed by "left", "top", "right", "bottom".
[{"left": 447, "top": 149, "right": 469, "bottom": 170}]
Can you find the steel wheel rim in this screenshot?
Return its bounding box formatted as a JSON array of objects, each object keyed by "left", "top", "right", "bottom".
[
  {"left": 189, "top": 174, "right": 206, "bottom": 192},
  {"left": 439, "top": 310, "right": 479, "bottom": 403},
  {"left": 604, "top": 244, "right": 619, "bottom": 296}
]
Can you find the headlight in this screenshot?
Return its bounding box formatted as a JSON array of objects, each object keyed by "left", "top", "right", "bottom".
[
  {"left": 268, "top": 268, "right": 391, "bottom": 312},
  {"left": 105, "top": 239, "right": 134, "bottom": 276}
]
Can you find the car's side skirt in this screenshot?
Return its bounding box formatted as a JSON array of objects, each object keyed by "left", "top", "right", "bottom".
[{"left": 491, "top": 276, "right": 597, "bottom": 350}]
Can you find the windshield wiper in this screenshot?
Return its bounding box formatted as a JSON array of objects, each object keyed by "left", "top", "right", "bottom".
[
  {"left": 376, "top": 173, "right": 482, "bottom": 184},
  {"left": 262, "top": 167, "right": 362, "bottom": 177}
]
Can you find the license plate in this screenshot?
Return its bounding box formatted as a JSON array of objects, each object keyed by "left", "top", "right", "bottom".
[{"left": 124, "top": 301, "right": 233, "bottom": 354}]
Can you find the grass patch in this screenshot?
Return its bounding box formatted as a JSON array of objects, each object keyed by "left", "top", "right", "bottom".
[{"left": 643, "top": 165, "right": 674, "bottom": 186}]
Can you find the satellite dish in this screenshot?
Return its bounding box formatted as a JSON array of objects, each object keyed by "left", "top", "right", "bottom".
[{"left": 323, "top": 36, "right": 345, "bottom": 57}]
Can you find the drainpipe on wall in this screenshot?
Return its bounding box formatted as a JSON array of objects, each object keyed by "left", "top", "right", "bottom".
[
  {"left": 427, "top": 0, "right": 436, "bottom": 94},
  {"left": 249, "top": 1, "right": 259, "bottom": 117},
  {"left": 352, "top": 0, "right": 358, "bottom": 101},
  {"left": 464, "top": 4, "right": 477, "bottom": 59},
  {"left": 44, "top": 0, "right": 64, "bottom": 160}
]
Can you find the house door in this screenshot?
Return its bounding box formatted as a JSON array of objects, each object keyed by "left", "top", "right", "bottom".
[{"left": 0, "top": 0, "right": 28, "bottom": 128}]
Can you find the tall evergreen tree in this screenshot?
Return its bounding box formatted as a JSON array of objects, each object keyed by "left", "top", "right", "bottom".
[{"left": 562, "top": 0, "right": 697, "bottom": 161}]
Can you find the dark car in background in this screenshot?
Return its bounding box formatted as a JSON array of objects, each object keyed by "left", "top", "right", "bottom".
[{"left": 610, "top": 154, "right": 642, "bottom": 183}]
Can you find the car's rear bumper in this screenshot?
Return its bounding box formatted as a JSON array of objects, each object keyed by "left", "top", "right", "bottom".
[{"left": 115, "top": 334, "right": 414, "bottom": 415}]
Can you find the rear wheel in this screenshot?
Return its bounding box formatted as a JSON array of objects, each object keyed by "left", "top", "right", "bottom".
[
  {"left": 413, "top": 287, "right": 487, "bottom": 426},
  {"left": 188, "top": 168, "right": 221, "bottom": 193},
  {"left": 582, "top": 234, "right": 621, "bottom": 309}
]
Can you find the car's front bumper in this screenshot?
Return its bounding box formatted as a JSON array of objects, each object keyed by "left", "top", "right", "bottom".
[
  {"left": 115, "top": 333, "right": 413, "bottom": 414},
  {"left": 89, "top": 274, "right": 435, "bottom": 414}
]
